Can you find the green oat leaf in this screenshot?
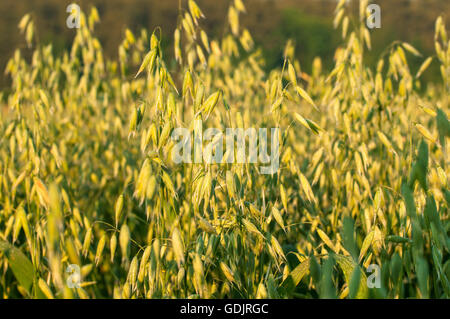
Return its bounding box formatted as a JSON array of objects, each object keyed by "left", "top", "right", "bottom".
[
  {"left": 0, "top": 240, "right": 35, "bottom": 295},
  {"left": 334, "top": 254, "right": 368, "bottom": 299}
]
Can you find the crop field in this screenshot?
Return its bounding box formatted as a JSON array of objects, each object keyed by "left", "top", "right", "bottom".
[{"left": 0, "top": 0, "right": 449, "bottom": 299}]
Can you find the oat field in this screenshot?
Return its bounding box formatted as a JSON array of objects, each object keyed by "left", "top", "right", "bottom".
[{"left": 0, "top": 0, "right": 449, "bottom": 299}]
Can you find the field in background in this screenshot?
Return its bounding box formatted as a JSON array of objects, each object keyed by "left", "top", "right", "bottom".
[{"left": 1, "top": 0, "right": 450, "bottom": 89}]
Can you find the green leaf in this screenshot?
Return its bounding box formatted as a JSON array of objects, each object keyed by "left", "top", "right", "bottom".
[
  {"left": 349, "top": 266, "right": 363, "bottom": 299},
  {"left": 334, "top": 254, "right": 368, "bottom": 299},
  {"left": 409, "top": 140, "right": 429, "bottom": 191},
  {"left": 386, "top": 235, "right": 412, "bottom": 244},
  {"left": 417, "top": 140, "right": 429, "bottom": 171},
  {"left": 436, "top": 108, "right": 450, "bottom": 148},
  {"left": 401, "top": 183, "right": 417, "bottom": 218},
  {"left": 0, "top": 240, "right": 35, "bottom": 295}
]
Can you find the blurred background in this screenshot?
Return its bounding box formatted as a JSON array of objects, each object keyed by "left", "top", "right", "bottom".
[{"left": 1, "top": 0, "right": 449, "bottom": 88}]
